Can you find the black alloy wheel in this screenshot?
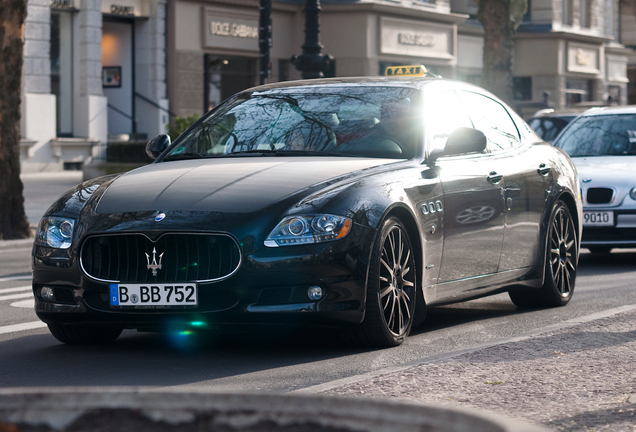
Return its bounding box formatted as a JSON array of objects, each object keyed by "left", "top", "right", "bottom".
[
  {"left": 509, "top": 200, "right": 578, "bottom": 308},
  {"left": 345, "top": 217, "right": 417, "bottom": 347}
]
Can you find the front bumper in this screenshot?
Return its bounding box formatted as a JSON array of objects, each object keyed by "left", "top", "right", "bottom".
[
  {"left": 32, "top": 225, "right": 376, "bottom": 330},
  {"left": 581, "top": 208, "right": 636, "bottom": 248}
]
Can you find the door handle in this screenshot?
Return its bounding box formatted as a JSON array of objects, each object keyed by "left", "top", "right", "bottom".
[
  {"left": 538, "top": 163, "right": 552, "bottom": 176},
  {"left": 487, "top": 171, "right": 503, "bottom": 184}
]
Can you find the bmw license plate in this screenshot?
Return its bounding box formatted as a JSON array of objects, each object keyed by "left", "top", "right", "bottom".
[
  {"left": 109, "top": 283, "right": 197, "bottom": 307},
  {"left": 583, "top": 211, "right": 614, "bottom": 227}
]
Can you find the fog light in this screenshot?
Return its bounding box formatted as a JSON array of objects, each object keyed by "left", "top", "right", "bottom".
[
  {"left": 40, "top": 286, "right": 55, "bottom": 301},
  {"left": 308, "top": 286, "right": 323, "bottom": 301},
  {"left": 630, "top": 188, "right": 636, "bottom": 200}
]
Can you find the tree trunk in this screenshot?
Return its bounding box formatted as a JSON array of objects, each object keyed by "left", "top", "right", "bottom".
[
  {"left": 0, "top": 0, "right": 30, "bottom": 240},
  {"left": 476, "top": 0, "right": 527, "bottom": 107}
]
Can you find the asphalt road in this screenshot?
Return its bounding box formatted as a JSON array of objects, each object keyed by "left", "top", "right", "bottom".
[{"left": 1, "top": 172, "right": 634, "bottom": 393}]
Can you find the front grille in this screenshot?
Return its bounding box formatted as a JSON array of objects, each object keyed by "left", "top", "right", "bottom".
[
  {"left": 81, "top": 233, "right": 241, "bottom": 283},
  {"left": 586, "top": 188, "right": 614, "bottom": 204}
]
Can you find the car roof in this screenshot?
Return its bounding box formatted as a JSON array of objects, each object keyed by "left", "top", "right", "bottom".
[
  {"left": 577, "top": 105, "right": 636, "bottom": 116},
  {"left": 240, "top": 76, "right": 454, "bottom": 94}
]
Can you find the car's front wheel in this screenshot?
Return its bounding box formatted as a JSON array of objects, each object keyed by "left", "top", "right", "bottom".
[
  {"left": 509, "top": 200, "right": 577, "bottom": 308},
  {"left": 345, "top": 217, "right": 417, "bottom": 347},
  {"left": 47, "top": 323, "right": 122, "bottom": 345}
]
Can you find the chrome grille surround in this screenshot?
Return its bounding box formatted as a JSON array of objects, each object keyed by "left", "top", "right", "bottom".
[{"left": 80, "top": 233, "right": 242, "bottom": 283}]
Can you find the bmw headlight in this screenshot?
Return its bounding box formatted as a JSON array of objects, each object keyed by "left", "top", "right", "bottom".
[
  {"left": 35, "top": 217, "right": 75, "bottom": 249},
  {"left": 264, "top": 214, "right": 352, "bottom": 247}
]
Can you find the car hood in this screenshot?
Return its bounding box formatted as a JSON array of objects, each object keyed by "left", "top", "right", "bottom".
[
  {"left": 96, "top": 157, "right": 397, "bottom": 214},
  {"left": 572, "top": 156, "right": 636, "bottom": 183}
]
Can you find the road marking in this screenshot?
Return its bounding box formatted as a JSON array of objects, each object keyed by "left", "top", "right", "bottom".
[
  {"left": 292, "top": 303, "right": 636, "bottom": 395},
  {"left": 10, "top": 299, "right": 34, "bottom": 309},
  {"left": 0, "top": 293, "right": 33, "bottom": 302},
  {"left": 0, "top": 321, "right": 47, "bottom": 335},
  {"left": 0, "top": 286, "right": 31, "bottom": 294},
  {"left": 0, "top": 275, "right": 32, "bottom": 282}
]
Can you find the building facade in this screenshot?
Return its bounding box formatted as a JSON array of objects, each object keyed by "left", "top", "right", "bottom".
[
  {"left": 21, "top": 0, "right": 633, "bottom": 171},
  {"left": 166, "top": 0, "right": 467, "bottom": 117},
  {"left": 21, "top": 0, "right": 168, "bottom": 172},
  {"left": 453, "top": 0, "right": 631, "bottom": 114}
]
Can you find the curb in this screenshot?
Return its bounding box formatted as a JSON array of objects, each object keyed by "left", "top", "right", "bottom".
[{"left": 0, "top": 389, "right": 548, "bottom": 432}]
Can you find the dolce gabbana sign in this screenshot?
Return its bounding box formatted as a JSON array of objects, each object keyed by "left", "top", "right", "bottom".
[
  {"left": 203, "top": 7, "right": 258, "bottom": 52},
  {"left": 380, "top": 17, "right": 454, "bottom": 60}
]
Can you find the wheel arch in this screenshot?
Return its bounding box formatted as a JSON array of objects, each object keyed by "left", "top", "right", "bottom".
[
  {"left": 539, "top": 190, "right": 580, "bottom": 287},
  {"left": 382, "top": 205, "right": 426, "bottom": 319}
]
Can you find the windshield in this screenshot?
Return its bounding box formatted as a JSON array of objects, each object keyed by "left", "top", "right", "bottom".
[
  {"left": 163, "top": 86, "right": 420, "bottom": 161},
  {"left": 555, "top": 114, "right": 636, "bottom": 156}
]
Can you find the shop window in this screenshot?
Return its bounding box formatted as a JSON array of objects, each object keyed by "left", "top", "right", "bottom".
[
  {"left": 279, "top": 59, "right": 290, "bottom": 82},
  {"left": 562, "top": 0, "right": 574, "bottom": 25},
  {"left": 608, "top": 85, "right": 620, "bottom": 104},
  {"left": 204, "top": 55, "right": 257, "bottom": 112},
  {"left": 580, "top": 0, "right": 592, "bottom": 28},
  {"left": 523, "top": 0, "right": 531, "bottom": 22},
  {"left": 513, "top": 77, "right": 532, "bottom": 101},
  {"left": 50, "top": 11, "right": 73, "bottom": 137},
  {"left": 566, "top": 78, "right": 593, "bottom": 106}
]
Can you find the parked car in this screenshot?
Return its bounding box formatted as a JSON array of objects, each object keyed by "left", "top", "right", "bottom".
[
  {"left": 528, "top": 108, "right": 583, "bottom": 144},
  {"left": 32, "top": 73, "right": 582, "bottom": 347},
  {"left": 553, "top": 106, "right": 636, "bottom": 253}
]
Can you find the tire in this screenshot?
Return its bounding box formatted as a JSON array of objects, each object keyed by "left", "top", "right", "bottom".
[
  {"left": 345, "top": 217, "right": 417, "bottom": 347},
  {"left": 588, "top": 246, "right": 611, "bottom": 254},
  {"left": 509, "top": 200, "right": 577, "bottom": 308},
  {"left": 47, "top": 322, "right": 122, "bottom": 345}
]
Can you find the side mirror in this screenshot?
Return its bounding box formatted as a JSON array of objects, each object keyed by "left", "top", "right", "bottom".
[
  {"left": 427, "top": 128, "right": 487, "bottom": 165},
  {"left": 445, "top": 127, "right": 487, "bottom": 156},
  {"left": 145, "top": 134, "right": 171, "bottom": 160}
]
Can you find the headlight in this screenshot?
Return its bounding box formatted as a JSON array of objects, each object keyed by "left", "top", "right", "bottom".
[
  {"left": 630, "top": 188, "right": 636, "bottom": 200},
  {"left": 264, "top": 214, "right": 352, "bottom": 247},
  {"left": 35, "top": 217, "right": 75, "bottom": 249}
]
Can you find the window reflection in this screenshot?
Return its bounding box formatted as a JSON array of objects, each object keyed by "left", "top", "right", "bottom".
[
  {"left": 165, "top": 87, "right": 420, "bottom": 160},
  {"left": 557, "top": 115, "right": 636, "bottom": 156}
]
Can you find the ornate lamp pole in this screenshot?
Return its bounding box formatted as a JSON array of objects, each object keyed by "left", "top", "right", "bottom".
[{"left": 291, "top": 0, "right": 334, "bottom": 79}]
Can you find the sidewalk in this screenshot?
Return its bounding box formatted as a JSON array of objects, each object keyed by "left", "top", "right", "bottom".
[{"left": 320, "top": 307, "right": 636, "bottom": 431}]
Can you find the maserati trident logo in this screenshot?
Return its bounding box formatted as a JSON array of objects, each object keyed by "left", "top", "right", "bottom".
[{"left": 145, "top": 248, "right": 164, "bottom": 276}]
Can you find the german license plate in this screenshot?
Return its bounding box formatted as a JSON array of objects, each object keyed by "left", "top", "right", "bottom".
[
  {"left": 583, "top": 211, "right": 614, "bottom": 227},
  {"left": 109, "top": 283, "right": 197, "bottom": 307}
]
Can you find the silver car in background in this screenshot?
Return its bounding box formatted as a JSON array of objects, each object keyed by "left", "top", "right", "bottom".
[{"left": 554, "top": 106, "right": 636, "bottom": 253}]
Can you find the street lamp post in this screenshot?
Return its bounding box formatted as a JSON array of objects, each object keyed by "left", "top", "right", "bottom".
[{"left": 291, "top": 0, "right": 333, "bottom": 79}]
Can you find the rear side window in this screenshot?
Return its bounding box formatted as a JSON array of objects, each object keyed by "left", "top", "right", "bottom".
[
  {"left": 425, "top": 90, "right": 474, "bottom": 152},
  {"left": 460, "top": 91, "right": 520, "bottom": 152}
]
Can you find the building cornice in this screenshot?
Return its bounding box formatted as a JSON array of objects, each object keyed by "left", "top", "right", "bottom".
[{"left": 321, "top": 3, "right": 468, "bottom": 24}]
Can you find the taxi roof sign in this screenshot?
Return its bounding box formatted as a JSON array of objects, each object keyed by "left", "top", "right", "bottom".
[{"left": 385, "top": 65, "right": 428, "bottom": 77}]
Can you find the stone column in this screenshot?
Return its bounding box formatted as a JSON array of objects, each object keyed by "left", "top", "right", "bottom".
[
  {"left": 75, "top": 0, "right": 107, "bottom": 144},
  {"left": 135, "top": 0, "right": 169, "bottom": 138}
]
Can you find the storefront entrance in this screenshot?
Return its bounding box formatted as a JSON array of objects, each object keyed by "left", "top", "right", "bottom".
[
  {"left": 102, "top": 18, "right": 134, "bottom": 136},
  {"left": 204, "top": 55, "right": 257, "bottom": 112}
]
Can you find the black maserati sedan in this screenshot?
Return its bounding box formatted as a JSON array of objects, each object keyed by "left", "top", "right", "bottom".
[{"left": 32, "top": 74, "right": 582, "bottom": 347}]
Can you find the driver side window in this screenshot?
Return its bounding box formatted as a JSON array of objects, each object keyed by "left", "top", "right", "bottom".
[{"left": 426, "top": 90, "right": 474, "bottom": 153}]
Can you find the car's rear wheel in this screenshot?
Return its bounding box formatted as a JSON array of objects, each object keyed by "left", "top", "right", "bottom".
[
  {"left": 509, "top": 200, "right": 577, "bottom": 308},
  {"left": 345, "top": 217, "right": 416, "bottom": 347},
  {"left": 47, "top": 323, "right": 122, "bottom": 345}
]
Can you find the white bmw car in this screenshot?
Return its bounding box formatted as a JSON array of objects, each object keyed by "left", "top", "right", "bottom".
[{"left": 554, "top": 106, "right": 636, "bottom": 253}]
